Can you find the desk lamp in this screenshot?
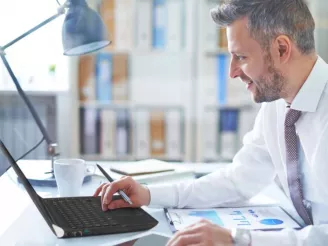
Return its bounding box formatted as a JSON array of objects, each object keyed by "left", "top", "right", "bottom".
[{"left": 0, "top": 0, "right": 110, "bottom": 186}]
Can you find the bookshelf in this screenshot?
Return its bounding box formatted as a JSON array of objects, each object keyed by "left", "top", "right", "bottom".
[
  {"left": 71, "top": 0, "right": 194, "bottom": 162},
  {"left": 69, "top": 0, "right": 260, "bottom": 163}
]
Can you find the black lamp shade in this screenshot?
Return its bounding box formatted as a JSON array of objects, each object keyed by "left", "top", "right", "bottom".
[{"left": 62, "top": 0, "right": 110, "bottom": 56}]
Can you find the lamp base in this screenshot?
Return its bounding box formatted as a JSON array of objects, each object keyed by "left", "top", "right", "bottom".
[{"left": 18, "top": 173, "right": 92, "bottom": 187}]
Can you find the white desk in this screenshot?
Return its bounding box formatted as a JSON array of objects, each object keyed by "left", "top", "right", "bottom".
[
  {"left": 0, "top": 161, "right": 302, "bottom": 245},
  {"left": 0, "top": 168, "right": 174, "bottom": 246}
]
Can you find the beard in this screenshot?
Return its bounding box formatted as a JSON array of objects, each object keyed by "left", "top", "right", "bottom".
[{"left": 248, "top": 54, "right": 286, "bottom": 103}]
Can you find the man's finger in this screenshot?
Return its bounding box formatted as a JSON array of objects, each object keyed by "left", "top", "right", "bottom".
[
  {"left": 185, "top": 219, "right": 210, "bottom": 230},
  {"left": 103, "top": 177, "right": 133, "bottom": 204},
  {"left": 93, "top": 183, "right": 107, "bottom": 197},
  {"left": 107, "top": 199, "right": 133, "bottom": 210},
  {"left": 167, "top": 233, "right": 202, "bottom": 246},
  {"left": 101, "top": 183, "right": 111, "bottom": 210}
]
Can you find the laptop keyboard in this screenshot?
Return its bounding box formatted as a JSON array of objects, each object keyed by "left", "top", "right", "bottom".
[{"left": 44, "top": 197, "right": 145, "bottom": 229}]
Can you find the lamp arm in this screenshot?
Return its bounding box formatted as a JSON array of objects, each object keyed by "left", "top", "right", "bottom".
[
  {"left": 2, "top": 5, "right": 66, "bottom": 51},
  {"left": 0, "top": 53, "right": 54, "bottom": 146}
]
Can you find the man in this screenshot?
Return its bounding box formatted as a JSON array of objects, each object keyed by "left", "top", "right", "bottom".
[{"left": 94, "top": 0, "right": 328, "bottom": 245}]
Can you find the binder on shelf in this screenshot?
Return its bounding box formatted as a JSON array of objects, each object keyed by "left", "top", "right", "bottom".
[
  {"left": 166, "top": 0, "right": 185, "bottom": 51},
  {"left": 219, "top": 109, "right": 239, "bottom": 133},
  {"left": 112, "top": 54, "right": 129, "bottom": 102},
  {"left": 80, "top": 107, "right": 100, "bottom": 155},
  {"left": 218, "top": 108, "right": 240, "bottom": 160},
  {"left": 95, "top": 53, "right": 112, "bottom": 102},
  {"left": 165, "top": 110, "right": 182, "bottom": 160},
  {"left": 135, "top": 0, "right": 153, "bottom": 50},
  {"left": 78, "top": 55, "right": 96, "bottom": 102},
  {"left": 100, "top": 109, "right": 117, "bottom": 158},
  {"left": 35, "top": 105, "right": 48, "bottom": 159},
  {"left": 114, "top": 0, "right": 134, "bottom": 50},
  {"left": 100, "top": 0, "right": 115, "bottom": 50},
  {"left": 135, "top": 110, "right": 151, "bottom": 159},
  {"left": 203, "top": 109, "right": 218, "bottom": 161},
  {"left": 150, "top": 111, "right": 166, "bottom": 157},
  {"left": 3, "top": 106, "right": 14, "bottom": 155},
  {"left": 217, "top": 53, "right": 229, "bottom": 105},
  {"left": 116, "top": 109, "right": 130, "bottom": 156},
  {"left": 204, "top": 0, "right": 219, "bottom": 51},
  {"left": 152, "top": 0, "right": 167, "bottom": 49},
  {"left": 218, "top": 28, "right": 228, "bottom": 49}
]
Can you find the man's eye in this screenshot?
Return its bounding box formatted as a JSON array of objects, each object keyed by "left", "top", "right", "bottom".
[{"left": 236, "top": 55, "right": 246, "bottom": 61}]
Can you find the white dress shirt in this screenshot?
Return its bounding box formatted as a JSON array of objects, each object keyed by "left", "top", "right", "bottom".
[{"left": 147, "top": 56, "right": 328, "bottom": 245}]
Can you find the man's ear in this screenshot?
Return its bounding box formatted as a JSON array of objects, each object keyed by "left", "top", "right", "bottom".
[{"left": 275, "top": 35, "right": 292, "bottom": 63}]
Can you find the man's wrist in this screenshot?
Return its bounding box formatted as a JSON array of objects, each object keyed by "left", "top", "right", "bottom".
[{"left": 231, "top": 228, "right": 252, "bottom": 246}]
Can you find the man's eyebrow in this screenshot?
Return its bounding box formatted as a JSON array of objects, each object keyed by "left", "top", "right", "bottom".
[{"left": 230, "top": 51, "right": 245, "bottom": 55}]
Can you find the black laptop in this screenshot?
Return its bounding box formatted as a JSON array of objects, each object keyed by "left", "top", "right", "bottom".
[{"left": 0, "top": 140, "right": 158, "bottom": 238}]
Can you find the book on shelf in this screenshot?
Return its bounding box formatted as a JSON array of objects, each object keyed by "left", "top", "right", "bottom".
[
  {"left": 165, "top": 109, "right": 182, "bottom": 160},
  {"left": 216, "top": 53, "right": 229, "bottom": 105},
  {"left": 100, "top": 0, "right": 134, "bottom": 51},
  {"left": 218, "top": 28, "right": 228, "bottom": 49},
  {"left": 135, "top": 109, "right": 184, "bottom": 160},
  {"left": 100, "top": 109, "right": 116, "bottom": 158},
  {"left": 218, "top": 108, "right": 240, "bottom": 160},
  {"left": 80, "top": 107, "right": 100, "bottom": 155},
  {"left": 115, "top": 109, "right": 131, "bottom": 156},
  {"left": 97, "top": 0, "right": 188, "bottom": 52},
  {"left": 150, "top": 110, "right": 166, "bottom": 157},
  {"left": 204, "top": 0, "right": 228, "bottom": 52},
  {"left": 114, "top": 0, "right": 134, "bottom": 51},
  {"left": 100, "top": 0, "right": 115, "bottom": 50},
  {"left": 95, "top": 53, "right": 112, "bottom": 102},
  {"left": 203, "top": 109, "right": 218, "bottom": 161},
  {"left": 153, "top": 0, "right": 167, "bottom": 49},
  {"left": 78, "top": 52, "right": 130, "bottom": 104},
  {"left": 78, "top": 55, "right": 96, "bottom": 102},
  {"left": 166, "top": 0, "right": 185, "bottom": 51},
  {"left": 79, "top": 107, "right": 185, "bottom": 160},
  {"left": 112, "top": 53, "right": 129, "bottom": 102},
  {"left": 204, "top": 0, "right": 220, "bottom": 51},
  {"left": 135, "top": 0, "right": 153, "bottom": 50},
  {"left": 135, "top": 110, "right": 151, "bottom": 159}
]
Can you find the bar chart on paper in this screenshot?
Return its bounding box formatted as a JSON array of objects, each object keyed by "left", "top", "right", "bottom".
[
  {"left": 188, "top": 210, "right": 224, "bottom": 226},
  {"left": 167, "top": 206, "right": 300, "bottom": 231}
]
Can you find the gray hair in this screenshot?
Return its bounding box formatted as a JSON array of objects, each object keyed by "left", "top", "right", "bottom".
[{"left": 211, "top": 0, "right": 315, "bottom": 54}]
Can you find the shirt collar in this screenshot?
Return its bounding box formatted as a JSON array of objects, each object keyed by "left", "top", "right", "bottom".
[{"left": 291, "top": 56, "right": 328, "bottom": 112}]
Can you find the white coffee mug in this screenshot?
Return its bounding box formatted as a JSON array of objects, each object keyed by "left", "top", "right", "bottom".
[{"left": 54, "top": 159, "right": 95, "bottom": 197}]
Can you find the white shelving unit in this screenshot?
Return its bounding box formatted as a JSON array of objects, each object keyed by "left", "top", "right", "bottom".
[
  {"left": 69, "top": 0, "right": 198, "bottom": 162},
  {"left": 68, "top": 0, "right": 261, "bottom": 163}
]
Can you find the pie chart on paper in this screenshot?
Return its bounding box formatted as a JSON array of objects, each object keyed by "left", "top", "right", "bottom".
[{"left": 259, "top": 219, "right": 284, "bottom": 225}]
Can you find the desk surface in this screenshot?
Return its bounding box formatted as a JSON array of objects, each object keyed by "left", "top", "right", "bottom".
[
  {"left": 0, "top": 169, "right": 173, "bottom": 246},
  {"left": 0, "top": 161, "right": 301, "bottom": 245}
]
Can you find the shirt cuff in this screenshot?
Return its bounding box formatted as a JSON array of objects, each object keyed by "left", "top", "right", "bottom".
[{"left": 147, "top": 184, "right": 178, "bottom": 208}]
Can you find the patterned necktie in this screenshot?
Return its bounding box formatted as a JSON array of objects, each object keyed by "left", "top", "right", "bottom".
[{"left": 285, "top": 108, "right": 313, "bottom": 225}]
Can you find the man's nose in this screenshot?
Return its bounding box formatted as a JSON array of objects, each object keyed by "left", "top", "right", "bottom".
[{"left": 229, "top": 59, "right": 241, "bottom": 79}]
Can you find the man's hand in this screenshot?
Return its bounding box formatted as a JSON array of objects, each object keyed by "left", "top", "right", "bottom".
[
  {"left": 166, "top": 219, "right": 233, "bottom": 246},
  {"left": 93, "top": 176, "right": 150, "bottom": 211}
]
